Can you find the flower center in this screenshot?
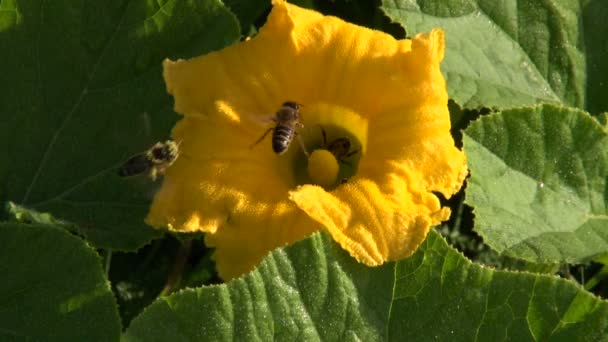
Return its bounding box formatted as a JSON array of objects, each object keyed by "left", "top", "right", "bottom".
[
  {"left": 307, "top": 149, "right": 340, "bottom": 187},
  {"left": 292, "top": 103, "right": 368, "bottom": 189}
]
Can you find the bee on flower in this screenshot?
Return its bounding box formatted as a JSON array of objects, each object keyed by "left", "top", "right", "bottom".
[{"left": 147, "top": 0, "right": 467, "bottom": 280}]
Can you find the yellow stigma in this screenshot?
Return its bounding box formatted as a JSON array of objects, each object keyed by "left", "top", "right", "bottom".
[{"left": 307, "top": 149, "right": 340, "bottom": 188}]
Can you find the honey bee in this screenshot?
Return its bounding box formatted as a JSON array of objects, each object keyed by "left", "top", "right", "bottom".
[
  {"left": 118, "top": 140, "right": 179, "bottom": 181},
  {"left": 251, "top": 101, "right": 304, "bottom": 155},
  {"left": 319, "top": 127, "right": 359, "bottom": 163}
]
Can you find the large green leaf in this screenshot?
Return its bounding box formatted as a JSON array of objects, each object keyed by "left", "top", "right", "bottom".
[
  {"left": 0, "top": 223, "right": 121, "bottom": 341},
  {"left": 0, "top": 0, "right": 240, "bottom": 250},
  {"left": 380, "top": 0, "right": 607, "bottom": 113},
  {"left": 464, "top": 104, "right": 608, "bottom": 264},
  {"left": 123, "top": 230, "right": 608, "bottom": 341},
  {"left": 582, "top": 0, "right": 608, "bottom": 115}
]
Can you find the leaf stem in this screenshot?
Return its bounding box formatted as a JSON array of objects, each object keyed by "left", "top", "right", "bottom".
[
  {"left": 585, "top": 265, "right": 608, "bottom": 291},
  {"left": 101, "top": 249, "right": 112, "bottom": 278},
  {"left": 452, "top": 194, "right": 465, "bottom": 234},
  {"left": 160, "top": 240, "right": 192, "bottom": 297}
]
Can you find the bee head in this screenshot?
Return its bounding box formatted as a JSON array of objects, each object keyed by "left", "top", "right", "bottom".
[
  {"left": 282, "top": 101, "right": 300, "bottom": 110},
  {"left": 328, "top": 138, "right": 351, "bottom": 154},
  {"left": 150, "top": 140, "right": 179, "bottom": 162}
]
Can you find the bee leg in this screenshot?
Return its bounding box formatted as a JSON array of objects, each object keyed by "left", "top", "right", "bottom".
[
  {"left": 292, "top": 122, "right": 309, "bottom": 157},
  {"left": 295, "top": 131, "right": 309, "bottom": 157},
  {"left": 320, "top": 126, "right": 327, "bottom": 146},
  {"left": 250, "top": 127, "right": 274, "bottom": 149},
  {"left": 337, "top": 149, "right": 360, "bottom": 166},
  {"left": 321, "top": 127, "right": 327, "bottom": 146},
  {"left": 344, "top": 149, "right": 359, "bottom": 158},
  {"left": 149, "top": 168, "right": 158, "bottom": 181}
]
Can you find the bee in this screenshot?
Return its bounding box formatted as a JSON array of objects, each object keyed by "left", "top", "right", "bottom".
[
  {"left": 319, "top": 127, "right": 359, "bottom": 163},
  {"left": 251, "top": 101, "right": 304, "bottom": 155},
  {"left": 118, "top": 140, "right": 179, "bottom": 181}
]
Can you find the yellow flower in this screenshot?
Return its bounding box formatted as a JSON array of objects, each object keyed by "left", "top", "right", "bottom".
[{"left": 146, "top": 0, "right": 467, "bottom": 280}]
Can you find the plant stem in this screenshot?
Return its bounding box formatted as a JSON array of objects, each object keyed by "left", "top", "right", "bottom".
[
  {"left": 585, "top": 265, "right": 608, "bottom": 291},
  {"left": 102, "top": 249, "right": 112, "bottom": 277},
  {"left": 160, "top": 240, "right": 192, "bottom": 297}
]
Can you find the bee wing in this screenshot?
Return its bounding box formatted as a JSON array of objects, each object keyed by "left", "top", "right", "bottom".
[
  {"left": 240, "top": 110, "right": 277, "bottom": 149},
  {"left": 245, "top": 114, "right": 276, "bottom": 128},
  {"left": 240, "top": 111, "right": 277, "bottom": 146}
]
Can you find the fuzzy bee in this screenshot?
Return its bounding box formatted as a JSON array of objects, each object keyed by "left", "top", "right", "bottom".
[
  {"left": 118, "top": 140, "right": 179, "bottom": 181},
  {"left": 251, "top": 101, "right": 304, "bottom": 155},
  {"left": 319, "top": 127, "right": 359, "bottom": 163}
]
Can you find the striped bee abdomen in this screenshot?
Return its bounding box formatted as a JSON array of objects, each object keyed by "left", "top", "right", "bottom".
[{"left": 272, "top": 125, "right": 296, "bottom": 154}]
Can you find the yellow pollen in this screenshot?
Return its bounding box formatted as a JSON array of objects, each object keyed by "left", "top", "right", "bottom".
[{"left": 307, "top": 149, "right": 339, "bottom": 188}]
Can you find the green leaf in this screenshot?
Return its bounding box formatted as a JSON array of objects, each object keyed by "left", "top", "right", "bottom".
[
  {"left": 0, "top": 0, "right": 21, "bottom": 32},
  {"left": 123, "top": 230, "right": 608, "bottom": 341},
  {"left": 464, "top": 104, "right": 608, "bottom": 264},
  {"left": 380, "top": 0, "right": 601, "bottom": 111},
  {"left": 5, "top": 201, "right": 71, "bottom": 226},
  {"left": 597, "top": 112, "right": 608, "bottom": 129},
  {"left": 582, "top": 1, "right": 608, "bottom": 115},
  {"left": 0, "top": 223, "right": 120, "bottom": 341},
  {"left": 596, "top": 254, "right": 608, "bottom": 266},
  {"left": 0, "top": 0, "right": 240, "bottom": 250}
]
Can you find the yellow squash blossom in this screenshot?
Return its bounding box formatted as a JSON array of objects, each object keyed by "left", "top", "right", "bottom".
[{"left": 147, "top": 0, "right": 467, "bottom": 280}]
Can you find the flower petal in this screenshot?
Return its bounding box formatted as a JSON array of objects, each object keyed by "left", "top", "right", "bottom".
[
  {"left": 146, "top": 113, "right": 320, "bottom": 280},
  {"left": 360, "top": 30, "right": 467, "bottom": 198},
  {"left": 163, "top": 2, "right": 433, "bottom": 125},
  {"left": 289, "top": 30, "right": 466, "bottom": 265},
  {"left": 204, "top": 204, "right": 318, "bottom": 280},
  {"left": 290, "top": 178, "right": 450, "bottom": 265},
  {"left": 150, "top": 0, "right": 466, "bottom": 279}
]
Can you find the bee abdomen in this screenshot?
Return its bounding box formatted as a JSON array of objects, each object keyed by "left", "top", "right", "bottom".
[
  {"left": 118, "top": 154, "right": 153, "bottom": 177},
  {"left": 272, "top": 125, "right": 295, "bottom": 154}
]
